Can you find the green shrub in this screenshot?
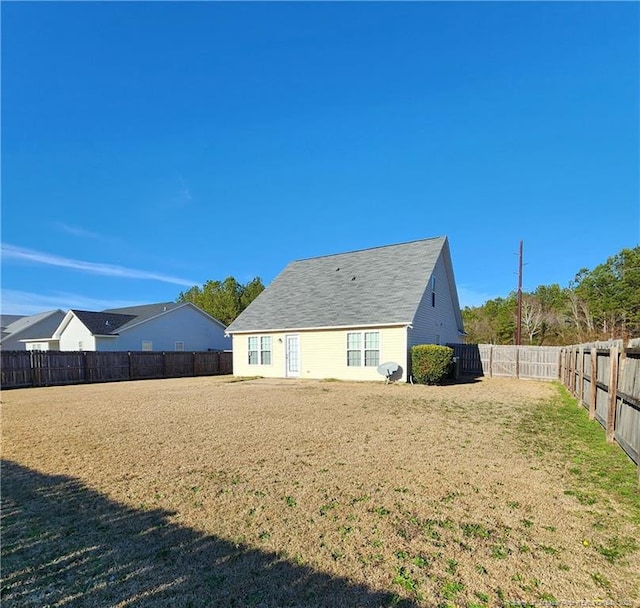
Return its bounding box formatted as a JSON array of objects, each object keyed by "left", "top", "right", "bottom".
[{"left": 411, "top": 345, "right": 453, "bottom": 385}]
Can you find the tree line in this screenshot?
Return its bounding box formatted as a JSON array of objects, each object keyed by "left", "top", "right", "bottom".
[
  {"left": 462, "top": 246, "right": 640, "bottom": 345},
  {"left": 178, "top": 277, "right": 265, "bottom": 327}
]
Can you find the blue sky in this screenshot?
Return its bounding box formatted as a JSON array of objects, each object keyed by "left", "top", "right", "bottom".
[{"left": 2, "top": 1, "right": 638, "bottom": 315}]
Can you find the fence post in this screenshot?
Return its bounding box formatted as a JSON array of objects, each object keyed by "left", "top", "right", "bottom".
[
  {"left": 606, "top": 345, "right": 619, "bottom": 443},
  {"left": 577, "top": 346, "right": 584, "bottom": 405},
  {"left": 558, "top": 348, "right": 563, "bottom": 382},
  {"left": 488, "top": 345, "right": 493, "bottom": 378},
  {"left": 589, "top": 347, "right": 597, "bottom": 420},
  {"left": 567, "top": 348, "right": 573, "bottom": 395}
]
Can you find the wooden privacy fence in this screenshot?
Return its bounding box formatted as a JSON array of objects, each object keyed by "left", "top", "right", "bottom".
[
  {"left": 1, "top": 350, "right": 233, "bottom": 389},
  {"left": 560, "top": 339, "right": 640, "bottom": 471},
  {"left": 448, "top": 344, "right": 561, "bottom": 380}
]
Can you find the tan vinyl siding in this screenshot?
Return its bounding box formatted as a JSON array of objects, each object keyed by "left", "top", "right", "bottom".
[{"left": 232, "top": 326, "right": 408, "bottom": 381}]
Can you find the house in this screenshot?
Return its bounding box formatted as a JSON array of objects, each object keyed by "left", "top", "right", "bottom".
[
  {"left": 0, "top": 310, "right": 66, "bottom": 350},
  {"left": 21, "top": 302, "right": 230, "bottom": 352},
  {"left": 225, "top": 236, "right": 465, "bottom": 382}
]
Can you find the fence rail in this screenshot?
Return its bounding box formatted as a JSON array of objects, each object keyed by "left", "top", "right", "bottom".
[
  {"left": 448, "top": 343, "right": 561, "bottom": 380},
  {"left": 1, "top": 350, "right": 233, "bottom": 389},
  {"left": 560, "top": 339, "right": 640, "bottom": 474}
]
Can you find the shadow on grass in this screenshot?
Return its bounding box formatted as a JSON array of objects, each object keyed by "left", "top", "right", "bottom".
[{"left": 1, "top": 460, "right": 418, "bottom": 608}]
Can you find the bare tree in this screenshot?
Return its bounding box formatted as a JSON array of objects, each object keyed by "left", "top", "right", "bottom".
[{"left": 521, "top": 295, "right": 543, "bottom": 344}]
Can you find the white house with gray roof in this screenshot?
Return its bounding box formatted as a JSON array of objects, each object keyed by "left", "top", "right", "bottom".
[
  {"left": 22, "top": 302, "right": 230, "bottom": 352},
  {"left": 225, "top": 236, "right": 465, "bottom": 382}
]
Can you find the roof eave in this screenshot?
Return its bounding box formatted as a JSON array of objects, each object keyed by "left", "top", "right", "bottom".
[{"left": 226, "top": 321, "right": 412, "bottom": 335}]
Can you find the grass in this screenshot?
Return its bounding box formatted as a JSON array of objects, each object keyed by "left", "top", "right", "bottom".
[
  {"left": 517, "top": 382, "right": 640, "bottom": 523},
  {"left": 2, "top": 376, "right": 639, "bottom": 607}
]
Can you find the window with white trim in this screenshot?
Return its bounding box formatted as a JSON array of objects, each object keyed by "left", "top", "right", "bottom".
[
  {"left": 346, "top": 331, "right": 380, "bottom": 367},
  {"left": 248, "top": 336, "right": 272, "bottom": 365},
  {"left": 141, "top": 340, "right": 153, "bottom": 351},
  {"left": 175, "top": 341, "right": 185, "bottom": 352}
]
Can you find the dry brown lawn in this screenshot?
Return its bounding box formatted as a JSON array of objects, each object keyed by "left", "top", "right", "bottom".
[{"left": 1, "top": 376, "right": 639, "bottom": 607}]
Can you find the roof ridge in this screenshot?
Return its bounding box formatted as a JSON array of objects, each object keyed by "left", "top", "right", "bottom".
[{"left": 291, "top": 236, "right": 446, "bottom": 263}]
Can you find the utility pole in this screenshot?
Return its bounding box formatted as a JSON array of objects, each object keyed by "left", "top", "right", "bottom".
[{"left": 516, "top": 240, "right": 523, "bottom": 346}]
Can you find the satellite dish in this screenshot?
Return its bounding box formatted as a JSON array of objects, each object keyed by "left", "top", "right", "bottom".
[{"left": 377, "top": 361, "right": 401, "bottom": 383}]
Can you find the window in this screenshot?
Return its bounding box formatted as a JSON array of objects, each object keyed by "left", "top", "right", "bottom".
[
  {"left": 141, "top": 340, "right": 153, "bottom": 351},
  {"left": 347, "top": 331, "right": 380, "bottom": 367},
  {"left": 260, "top": 337, "right": 272, "bottom": 365},
  {"left": 78, "top": 341, "right": 84, "bottom": 351},
  {"left": 431, "top": 275, "right": 436, "bottom": 307},
  {"left": 248, "top": 336, "right": 272, "bottom": 365},
  {"left": 432, "top": 292, "right": 436, "bottom": 307},
  {"left": 347, "top": 332, "right": 361, "bottom": 366},
  {"left": 175, "top": 341, "right": 185, "bottom": 352}
]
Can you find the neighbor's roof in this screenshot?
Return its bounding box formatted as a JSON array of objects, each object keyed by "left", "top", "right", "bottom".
[
  {"left": 0, "top": 310, "right": 65, "bottom": 343},
  {"left": 70, "top": 310, "right": 137, "bottom": 335},
  {"left": 102, "top": 302, "right": 184, "bottom": 332},
  {"left": 1, "top": 315, "right": 26, "bottom": 330},
  {"left": 68, "top": 302, "right": 184, "bottom": 335},
  {"left": 227, "top": 236, "right": 458, "bottom": 333},
  {"left": 68, "top": 302, "right": 224, "bottom": 336}
]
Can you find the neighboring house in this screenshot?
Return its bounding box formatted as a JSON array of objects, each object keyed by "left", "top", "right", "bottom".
[
  {"left": 0, "top": 310, "right": 66, "bottom": 350},
  {"left": 22, "top": 302, "right": 230, "bottom": 352},
  {"left": 225, "top": 236, "right": 465, "bottom": 382}
]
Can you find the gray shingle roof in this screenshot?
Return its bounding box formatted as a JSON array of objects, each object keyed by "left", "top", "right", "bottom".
[
  {"left": 226, "top": 236, "right": 449, "bottom": 333},
  {"left": 71, "top": 310, "right": 137, "bottom": 335},
  {"left": 69, "top": 302, "right": 223, "bottom": 336},
  {"left": 0, "top": 310, "right": 66, "bottom": 344},
  {"left": 1, "top": 315, "right": 26, "bottom": 330},
  {"left": 102, "top": 302, "right": 181, "bottom": 332}
]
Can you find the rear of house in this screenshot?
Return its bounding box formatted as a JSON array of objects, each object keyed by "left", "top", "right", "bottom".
[{"left": 226, "top": 236, "right": 464, "bottom": 382}]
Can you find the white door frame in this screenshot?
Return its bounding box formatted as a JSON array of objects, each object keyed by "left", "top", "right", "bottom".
[{"left": 285, "top": 334, "right": 300, "bottom": 377}]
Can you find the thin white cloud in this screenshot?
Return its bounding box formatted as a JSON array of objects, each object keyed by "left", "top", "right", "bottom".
[
  {"left": 1, "top": 243, "right": 197, "bottom": 287},
  {"left": 0, "top": 289, "right": 144, "bottom": 316},
  {"left": 54, "top": 222, "right": 107, "bottom": 240}
]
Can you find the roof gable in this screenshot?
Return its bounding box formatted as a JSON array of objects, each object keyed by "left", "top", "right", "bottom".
[{"left": 227, "top": 236, "right": 457, "bottom": 333}]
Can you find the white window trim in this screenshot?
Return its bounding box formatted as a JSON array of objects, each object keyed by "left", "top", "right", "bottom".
[
  {"left": 141, "top": 340, "right": 153, "bottom": 351},
  {"left": 175, "top": 341, "right": 185, "bottom": 352},
  {"left": 346, "top": 331, "right": 381, "bottom": 367},
  {"left": 248, "top": 335, "right": 272, "bottom": 366}
]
